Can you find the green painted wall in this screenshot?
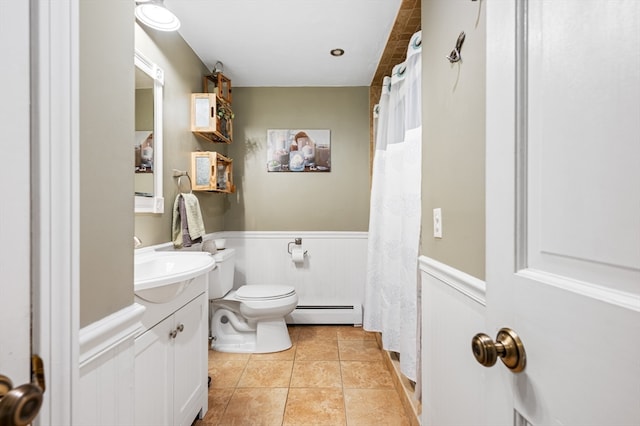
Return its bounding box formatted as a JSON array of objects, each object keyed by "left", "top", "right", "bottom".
[
  {"left": 226, "top": 87, "right": 371, "bottom": 231},
  {"left": 420, "top": 0, "right": 486, "bottom": 279},
  {"left": 79, "top": 0, "right": 134, "bottom": 326}
]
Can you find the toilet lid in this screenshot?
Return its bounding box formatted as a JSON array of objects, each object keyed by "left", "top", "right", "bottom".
[{"left": 235, "top": 285, "right": 296, "bottom": 301}]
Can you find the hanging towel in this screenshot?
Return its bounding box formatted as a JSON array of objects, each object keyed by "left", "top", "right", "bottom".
[
  {"left": 179, "top": 196, "right": 198, "bottom": 247},
  {"left": 172, "top": 193, "right": 205, "bottom": 248},
  {"left": 172, "top": 194, "right": 185, "bottom": 248},
  {"left": 181, "top": 193, "right": 205, "bottom": 240}
]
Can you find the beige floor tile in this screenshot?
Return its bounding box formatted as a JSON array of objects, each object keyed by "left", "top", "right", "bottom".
[
  {"left": 218, "top": 387, "right": 288, "bottom": 426},
  {"left": 338, "top": 340, "right": 383, "bottom": 361},
  {"left": 209, "top": 349, "right": 251, "bottom": 362},
  {"left": 294, "top": 340, "right": 339, "bottom": 361},
  {"left": 283, "top": 388, "right": 346, "bottom": 426},
  {"left": 287, "top": 325, "right": 301, "bottom": 343},
  {"left": 290, "top": 360, "right": 342, "bottom": 388},
  {"left": 336, "top": 326, "right": 377, "bottom": 341},
  {"left": 237, "top": 360, "right": 293, "bottom": 387},
  {"left": 249, "top": 344, "right": 296, "bottom": 361},
  {"left": 297, "top": 325, "right": 339, "bottom": 342},
  {"left": 200, "top": 387, "right": 234, "bottom": 425},
  {"left": 344, "top": 388, "right": 410, "bottom": 425},
  {"left": 209, "top": 359, "right": 248, "bottom": 388},
  {"left": 341, "top": 360, "right": 395, "bottom": 389},
  {"left": 202, "top": 325, "right": 417, "bottom": 426}
]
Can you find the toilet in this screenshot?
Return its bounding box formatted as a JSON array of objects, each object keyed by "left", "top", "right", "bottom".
[{"left": 208, "top": 248, "right": 298, "bottom": 353}]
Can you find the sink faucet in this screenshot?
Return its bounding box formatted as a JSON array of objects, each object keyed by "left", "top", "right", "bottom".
[{"left": 134, "top": 236, "right": 142, "bottom": 248}]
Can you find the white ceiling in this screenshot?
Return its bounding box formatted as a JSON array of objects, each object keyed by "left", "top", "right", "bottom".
[{"left": 163, "top": 0, "right": 402, "bottom": 87}]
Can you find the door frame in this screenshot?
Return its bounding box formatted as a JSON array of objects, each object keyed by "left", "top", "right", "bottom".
[{"left": 31, "top": 0, "right": 79, "bottom": 424}]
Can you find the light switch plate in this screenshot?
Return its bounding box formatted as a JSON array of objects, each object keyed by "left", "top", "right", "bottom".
[{"left": 433, "top": 208, "right": 442, "bottom": 238}]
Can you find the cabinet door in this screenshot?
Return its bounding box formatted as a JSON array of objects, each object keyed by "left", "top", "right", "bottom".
[
  {"left": 173, "top": 294, "right": 208, "bottom": 426},
  {"left": 190, "top": 93, "right": 216, "bottom": 132},
  {"left": 191, "top": 151, "right": 214, "bottom": 191},
  {"left": 134, "top": 318, "right": 173, "bottom": 426}
]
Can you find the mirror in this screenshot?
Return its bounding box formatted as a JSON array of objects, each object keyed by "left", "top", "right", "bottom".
[{"left": 134, "top": 50, "right": 164, "bottom": 213}]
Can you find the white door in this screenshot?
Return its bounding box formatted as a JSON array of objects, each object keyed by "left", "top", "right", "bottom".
[
  {"left": 484, "top": 1, "right": 640, "bottom": 425},
  {"left": 1, "top": 1, "right": 78, "bottom": 424},
  {"left": 0, "top": 0, "right": 33, "bottom": 396}
]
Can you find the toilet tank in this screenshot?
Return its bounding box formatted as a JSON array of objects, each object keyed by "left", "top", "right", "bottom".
[{"left": 208, "top": 248, "right": 236, "bottom": 299}]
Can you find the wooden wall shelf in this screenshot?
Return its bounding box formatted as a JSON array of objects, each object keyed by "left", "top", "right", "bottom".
[
  {"left": 190, "top": 93, "right": 233, "bottom": 144},
  {"left": 202, "top": 72, "right": 232, "bottom": 104},
  {"left": 190, "top": 151, "right": 235, "bottom": 193}
]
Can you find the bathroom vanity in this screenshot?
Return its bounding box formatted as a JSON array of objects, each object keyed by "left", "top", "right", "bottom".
[{"left": 133, "top": 252, "right": 213, "bottom": 426}]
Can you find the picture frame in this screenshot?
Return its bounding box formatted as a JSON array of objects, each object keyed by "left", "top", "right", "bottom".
[{"left": 266, "top": 129, "right": 331, "bottom": 172}]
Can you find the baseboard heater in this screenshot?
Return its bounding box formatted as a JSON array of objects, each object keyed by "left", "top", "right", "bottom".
[{"left": 287, "top": 305, "right": 363, "bottom": 326}]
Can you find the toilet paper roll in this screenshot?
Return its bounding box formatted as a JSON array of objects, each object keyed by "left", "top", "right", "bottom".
[{"left": 291, "top": 246, "right": 305, "bottom": 263}]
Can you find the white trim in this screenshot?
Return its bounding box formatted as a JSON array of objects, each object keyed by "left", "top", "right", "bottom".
[
  {"left": 514, "top": 0, "right": 529, "bottom": 272},
  {"left": 79, "top": 304, "right": 146, "bottom": 367},
  {"left": 134, "top": 49, "right": 164, "bottom": 214},
  {"left": 144, "top": 231, "right": 369, "bottom": 253},
  {"left": 32, "top": 0, "right": 80, "bottom": 424},
  {"left": 518, "top": 269, "right": 640, "bottom": 313},
  {"left": 419, "top": 256, "right": 486, "bottom": 306},
  {"left": 218, "top": 231, "right": 369, "bottom": 240}
]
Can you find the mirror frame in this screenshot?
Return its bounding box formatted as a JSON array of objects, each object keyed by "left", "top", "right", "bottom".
[{"left": 134, "top": 50, "right": 164, "bottom": 213}]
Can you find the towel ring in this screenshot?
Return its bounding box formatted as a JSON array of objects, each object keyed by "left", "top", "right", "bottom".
[
  {"left": 177, "top": 174, "right": 192, "bottom": 193},
  {"left": 173, "top": 169, "right": 193, "bottom": 193}
]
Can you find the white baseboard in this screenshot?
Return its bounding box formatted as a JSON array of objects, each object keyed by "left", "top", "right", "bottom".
[{"left": 288, "top": 304, "right": 363, "bottom": 325}]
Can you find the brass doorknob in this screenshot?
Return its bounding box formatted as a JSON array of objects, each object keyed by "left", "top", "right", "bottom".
[
  {"left": 471, "top": 327, "right": 526, "bottom": 373},
  {"left": 0, "top": 355, "right": 46, "bottom": 426}
]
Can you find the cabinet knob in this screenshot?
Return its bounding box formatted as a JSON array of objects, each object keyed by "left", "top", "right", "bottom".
[
  {"left": 169, "top": 330, "right": 178, "bottom": 339},
  {"left": 176, "top": 323, "right": 184, "bottom": 333}
]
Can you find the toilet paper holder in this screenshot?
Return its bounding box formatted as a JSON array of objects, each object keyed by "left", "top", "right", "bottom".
[{"left": 287, "top": 238, "right": 308, "bottom": 256}]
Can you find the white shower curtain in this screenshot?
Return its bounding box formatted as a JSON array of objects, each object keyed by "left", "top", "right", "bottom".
[{"left": 364, "top": 30, "right": 422, "bottom": 383}]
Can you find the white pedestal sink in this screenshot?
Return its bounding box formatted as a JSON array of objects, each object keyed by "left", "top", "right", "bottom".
[{"left": 134, "top": 251, "right": 215, "bottom": 303}]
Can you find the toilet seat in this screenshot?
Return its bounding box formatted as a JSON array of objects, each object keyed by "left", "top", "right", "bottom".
[{"left": 235, "top": 285, "right": 296, "bottom": 301}]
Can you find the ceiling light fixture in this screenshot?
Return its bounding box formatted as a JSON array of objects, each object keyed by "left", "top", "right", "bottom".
[
  {"left": 135, "top": 1, "right": 181, "bottom": 32},
  {"left": 330, "top": 48, "right": 345, "bottom": 57}
]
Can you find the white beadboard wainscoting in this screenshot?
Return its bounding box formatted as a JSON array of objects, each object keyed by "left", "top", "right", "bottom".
[
  {"left": 420, "top": 256, "right": 487, "bottom": 426},
  {"left": 220, "top": 231, "right": 368, "bottom": 325},
  {"left": 78, "top": 303, "right": 145, "bottom": 426}
]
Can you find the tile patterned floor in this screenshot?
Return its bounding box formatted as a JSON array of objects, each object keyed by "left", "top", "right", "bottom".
[{"left": 195, "top": 325, "right": 410, "bottom": 426}]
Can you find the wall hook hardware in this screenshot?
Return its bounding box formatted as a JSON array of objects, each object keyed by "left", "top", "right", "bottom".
[{"left": 446, "top": 31, "right": 466, "bottom": 63}]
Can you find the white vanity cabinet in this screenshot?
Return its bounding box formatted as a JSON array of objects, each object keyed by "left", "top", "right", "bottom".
[
  {"left": 134, "top": 275, "right": 209, "bottom": 426},
  {"left": 173, "top": 294, "right": 207, "bottom": 425}
]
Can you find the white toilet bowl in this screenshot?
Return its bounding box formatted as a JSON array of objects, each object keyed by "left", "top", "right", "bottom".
[
  {"left": 208, "top": 248, "right": 298, "bottom": 353},
  {"left": 211, "top": 285, "right": 297, "bottom": 353}
]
